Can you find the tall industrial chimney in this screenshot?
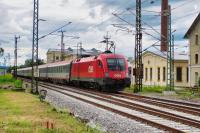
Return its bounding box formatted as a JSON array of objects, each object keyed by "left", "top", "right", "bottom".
[{"left": 161, "top": 0, "right": 168, "bottom": 52}]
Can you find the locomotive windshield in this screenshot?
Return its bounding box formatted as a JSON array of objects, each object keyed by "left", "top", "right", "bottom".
[{"left": 107, "top": 58, "right": 125, "bottom": 71}]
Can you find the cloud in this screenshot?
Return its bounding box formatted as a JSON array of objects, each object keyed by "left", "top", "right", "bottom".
[{"left": 0, "top": 0, "right": 199, "bottom": 66}]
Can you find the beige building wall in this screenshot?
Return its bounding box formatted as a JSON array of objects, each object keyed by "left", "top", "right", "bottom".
[
  {"left": 174, "top": 61, "right": 189, "bottom": 87},
  {"left": 131, "top": 52, "right": 189, "bottom": 87},
  {"left": 47, "top": 51, "right": 77, "bottom": 63},
  {"left": 188, "top": 19, "right": 200, "bottom": 87}
]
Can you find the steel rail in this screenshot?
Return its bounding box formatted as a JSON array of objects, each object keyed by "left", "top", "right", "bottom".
[
  {"left": 119, "top": 92, "right": 200, "bottom": 108},
  {"left": 114, "top": 93, "right": 200, "bottom": 116},
  {"left": 20, "top": 77, "right": 200, "bottom": 116},
  {"left": 38, "top": 84, "right": 183, "bottom": 133},
  {"left": 40, "top": 83, "right": 200, "bottom": 129}
]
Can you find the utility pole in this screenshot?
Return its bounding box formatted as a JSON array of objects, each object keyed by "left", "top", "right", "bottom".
[
  {"left": 100, "top": 33, "right": 115, "bottom": 52},
  {"left": 134, "top": 0, "right": 143, "bottom": 92},
  {"left": 79, "top": 42, "right": 82, "bottom": 57},
  {"left": 14, "top": 35, "right": 20, "bottom": 78},
  {"left": 58, "top": 30, "right": 66, "bottom": 61},
  {"left": 76, "top": 42, "right": 82, "bottom": 58},
  {"left": 32, "top": 0, "right": 39, "bottom": 94},
  {"left": 166, "top": 5, "right": 174, "bottom": 91},
  {"left": 7, "top": 53, "right": 11, "bottom": 67},
  {"left": 104, "top": 32, "right": 111, "bottom": 51}
]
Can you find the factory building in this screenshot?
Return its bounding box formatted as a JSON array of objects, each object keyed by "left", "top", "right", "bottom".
[{"left": 184, "top": 13, "right": 200, "bottom": 87}]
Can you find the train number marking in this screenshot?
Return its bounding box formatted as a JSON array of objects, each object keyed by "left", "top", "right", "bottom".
[{"left": 88, "top": 66, "right": 94, "bottom": 73}]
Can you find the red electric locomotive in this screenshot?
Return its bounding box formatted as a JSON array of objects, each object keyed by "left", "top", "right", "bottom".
[
  {"left": 70, "top": 52, "right": 131, "bottom": 91},
  {"left": 17, "top": 51, "right": 131, "bottom": 92}
]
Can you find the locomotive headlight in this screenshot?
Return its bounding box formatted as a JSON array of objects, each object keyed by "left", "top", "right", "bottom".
[{"left": 105, "top": 72, "right": 109, "bottom": 77}]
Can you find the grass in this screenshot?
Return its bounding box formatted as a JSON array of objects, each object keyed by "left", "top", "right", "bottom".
[
  {"left": 125, "top": 85, "right": 200, "bottom": 101},
  {"left": 125, "top": 85, "right": 165, "bottom": 93},
  {"left": 175, "top": 87, "right": 200, "bottom": 100},
  {"left": 0, "top": 89, "right": 101, "bottom": 133},
  {"left": 0, "top": 74, "right": 22, "bottom": 89}
]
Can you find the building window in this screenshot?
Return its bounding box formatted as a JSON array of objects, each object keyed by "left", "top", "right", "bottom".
[
  {"left": 145, "top": 68, "right": 148, "bottom": 81},
  {"left": 176, "top": 67, "right": 182, "bottom": 82},
  {"left": 186, "top": 67, "right": 189, "bottom": 82},
  {"left": 195, "top": 54, "right": 198, "bottom": 64},
  {"left": 163, "top": 67, "right": 166, "bottom": 81},
  {"left": 150, "top": 68, "right": 152, "bottom": 81},
  {"left": 157, "top": 67, "right": 160, "bottom": 81},
  {"left": 195, "top": 34, "right": 199, "bottom": 45},
  {"left": 195, "top": 72, "right": 199, "bottom": 86},
  {"left": 56, "top": 56, "right": 59, "bottom": 60}
]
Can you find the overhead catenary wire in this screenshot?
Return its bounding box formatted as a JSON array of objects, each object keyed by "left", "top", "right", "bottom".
[
  {"left": 172, "top": 10, "right": 200, "bottom": 22},
  {"left": 127, "top": 8, "right": 166, "bottom": 40},
  {"left": 171, "top": 0, "right": 197, "bottom": 11},
  {"left": 112, "top": 12, "right": 162, "bottom": 42},
  {"left": 38, "top": 22, "right": 72, "bottom": 40}
]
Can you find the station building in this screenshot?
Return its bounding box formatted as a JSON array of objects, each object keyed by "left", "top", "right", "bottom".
[
  {"left": 47, "top": 47, "right": 102, "bottom": 63},
  {"left": 131, "top": 49, "right": 189, "bottom": 87},
  {"left": 184, "top": 13, "right": 200, "bottom": 87}
]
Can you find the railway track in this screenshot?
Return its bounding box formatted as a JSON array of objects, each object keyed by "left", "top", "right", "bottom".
[
  {"left": 114, "top": 92, "right": 200, "bottom": 116},
  {"left": 120, "top": 92, "right": 200, "bottom": 108},
  {"left": 36, "top": 82, "right": 200, "bottom": 132}
]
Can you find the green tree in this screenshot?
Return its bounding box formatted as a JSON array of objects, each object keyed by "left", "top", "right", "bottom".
[
  {"left": 0, "top": 48, "right": 4, "bottom": 57},
  {"left": 20, "top": 59, "right": 45, "bottom": 68}
]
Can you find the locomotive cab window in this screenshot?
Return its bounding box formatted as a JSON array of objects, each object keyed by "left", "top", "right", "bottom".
[{"left": 107, "top": 58, "right": 125, "bottom": 71}]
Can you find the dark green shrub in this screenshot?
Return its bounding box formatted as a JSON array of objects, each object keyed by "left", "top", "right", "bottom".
[
  {"left": 14, "top": 80, "right": 22, "bottom": 88},
  {"left": 0, "top": 74, "right": 15, "bottom": 83}
]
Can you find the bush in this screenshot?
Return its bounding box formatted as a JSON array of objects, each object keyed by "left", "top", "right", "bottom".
[
  {"left": 142, "top": 86, "right": 165, "bottom": 93},
  {"left": 14, "top": 80, "right": 22, "bottom": 88},
  {"left": 0, "top": 74, "right": 15, "bottom": 83}
]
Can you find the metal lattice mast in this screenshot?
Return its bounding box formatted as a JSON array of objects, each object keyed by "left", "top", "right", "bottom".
[
  {"left": 171, "top": 34, "right": 174, "bottom": 88},
  {"left": 14, "top": 35, "right": 20, "bottom": 78},
  {"left": 166, "top": 5, "right": 174, "bottom": 91},
  {"left": 32, "top": 0, "right": 39, "bottom": 94},
  {"left": 134, "top": 0, "right": 143, "bottom": 92},
  {"left": 58, "top": 30, "right": 66, "bottom": 61}
]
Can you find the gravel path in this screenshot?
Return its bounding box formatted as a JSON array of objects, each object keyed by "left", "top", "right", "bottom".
[{"left": 39, "top": 87, "right": 165, "bottom": 133}]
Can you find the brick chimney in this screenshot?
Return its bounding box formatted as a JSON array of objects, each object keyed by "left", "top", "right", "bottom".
[{"left": 161, "top": 0, "right": 168, "bottom": 52}]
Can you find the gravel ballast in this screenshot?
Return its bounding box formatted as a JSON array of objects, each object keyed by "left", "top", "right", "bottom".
[{"left": 39, "top": 87, "right": 165, "bottom": 133}]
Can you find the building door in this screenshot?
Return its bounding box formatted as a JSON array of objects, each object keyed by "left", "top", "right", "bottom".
[{"left": 195, "top": 72, "right": 199, "bottom": 86}]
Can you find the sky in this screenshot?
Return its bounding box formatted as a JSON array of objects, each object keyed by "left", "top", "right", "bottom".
[{"left": 0, "top": 0, "right": 199, "bottom": 66}]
